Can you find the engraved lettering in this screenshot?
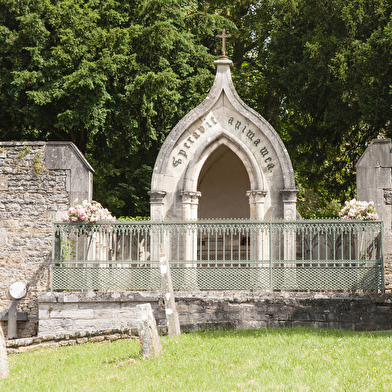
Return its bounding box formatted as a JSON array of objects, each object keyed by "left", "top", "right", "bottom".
[
  {"left": 179, "top": 149, "right": 188, "bottom": 158},
  {"left": 246, "top": 130, "right": 255, "bottom": 140},
  {"left": 211, "top": 116, "right": 217, "bottom": 124},
  {"left": 198, "top": 126, "right": 205, "bottom": 133},
  {"left": 206, "top": 122, "right": 212, "bottom": 128},
  {"left": 228, "top": 117, "right": 234, "bottom": 125},
  {"left": 241, "top": 126, "right": 247, "bottom": 133},
  {"left": 254, "top": 139, "right": 260, "bottom": 146},
  {"left": 172, "top": 157, "right": 182, "bottom": 167},
  {"left": 260, "top": 147, "right": 268, "bottom": 157},
  {"left": 193, "top": 132, "right": 200, "bottom": 139},
  {"left": 235, "top": 121, "right": 241, "bottom": 130},
  {"left": 265, "top": 157, "right": 272, "bottom": 163},
  {"left": 184, "top": 143, "right": 191, "bottom": 149},
  {"left": 267, "top": 163, "right": 274, "bottom": 171},
  {"left": 187, "top": 137, "right": 194, "bottom": 144}
]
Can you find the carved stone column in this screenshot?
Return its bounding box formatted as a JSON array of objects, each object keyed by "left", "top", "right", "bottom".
[
  {"left": 148, "top": 190, "right": 166, "bottom": 221},
  {"left": 179, "top": 191, "right": 201, "bottom": 289},
  {"left": 280, "top": 189, "right": 299, "bottom": 289},
  {"left": 148, "top": 191, "right": 167, "bottom": 261},
  {"left": 180, "top": 191, "right": 202, "bottom": 220},
  {"left": 280, "top": 189, "right": 299, "bottom": 220},
  {"left": 246, "top": 190, "right": 267, "bottom": 220}
]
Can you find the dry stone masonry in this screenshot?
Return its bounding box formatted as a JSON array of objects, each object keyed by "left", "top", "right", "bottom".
[
  {"left": 0, "top": 142, "right": 93, "bottom": 338},
  {"left": 38, "top": 291, "right": 392, "bottom": 335}
]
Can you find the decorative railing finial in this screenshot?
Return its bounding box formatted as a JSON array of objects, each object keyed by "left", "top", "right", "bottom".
[{"left": 216, "top": 29, "right": 231, "bottom": 59}]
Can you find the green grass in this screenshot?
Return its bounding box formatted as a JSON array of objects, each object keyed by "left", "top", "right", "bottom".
[{"left": 1, "top": 327, "right": 392, "bottom": 391}]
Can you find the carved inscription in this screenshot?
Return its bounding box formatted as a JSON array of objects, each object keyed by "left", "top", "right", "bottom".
[
  {"left": 171, "top": 114, "right": 275, "bottom": 173},
  {"left": 228, "top": 116, "right": 275, "bottom": 172},
  {"left": 172, "top": 116, "right": 215, "bottom": 167}
]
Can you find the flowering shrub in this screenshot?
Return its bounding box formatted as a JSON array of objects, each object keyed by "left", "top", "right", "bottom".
[
  {"left": 339, "top": 199, "right": 379, "bottom": 221},
  {"left": 60, "top": 199, "right": 115, "bottom": 223}
]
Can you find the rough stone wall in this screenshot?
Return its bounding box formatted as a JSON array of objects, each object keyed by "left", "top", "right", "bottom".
[
  {"left": 38, "top": 291, "right": 392, "bottom": 336},
  {"left": 0, "top": 142, "right": 93, "bottom": 338}
]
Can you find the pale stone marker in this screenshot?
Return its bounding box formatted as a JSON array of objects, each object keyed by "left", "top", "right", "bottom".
[
  {"left": 136, "top": 303, "right": 162, "bottom": 359},
  {"left": 0, "top": 325, "right": 9, "bottom": 379},
  {"left": 159, "top": 244, "right": 181, "bottom": 337}
]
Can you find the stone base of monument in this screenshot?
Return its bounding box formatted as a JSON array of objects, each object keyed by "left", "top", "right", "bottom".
[{"left": 136, "top": 303, "right": 162, "bottom": 359}]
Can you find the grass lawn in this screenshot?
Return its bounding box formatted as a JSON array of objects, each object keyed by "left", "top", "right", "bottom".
[{"left": 1, "top": 327, "right": 391, "bottom": 391}]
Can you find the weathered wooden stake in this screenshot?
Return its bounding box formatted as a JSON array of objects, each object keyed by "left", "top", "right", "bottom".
[
  {"left": 136, "top": 303, "right": 162, "bottom": 359},
  {"left": 159, "top": 244, "right": 181, "bottom": 336},
  {"left": 0, "top": 325, "right": 9, "bottom": 379}
]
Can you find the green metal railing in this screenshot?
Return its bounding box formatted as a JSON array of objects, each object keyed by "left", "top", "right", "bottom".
[{"left": 51, "top": 219, "right": 384, "bottom": 292}]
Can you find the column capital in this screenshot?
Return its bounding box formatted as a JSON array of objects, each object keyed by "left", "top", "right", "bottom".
[
  {"left": 180, "top": 190, "right": 202, "bottom": 198},
  {"left": 180, "top": 190, "right": 202, "bottom": 203},
  {"left": 148, "top": 190, "right": 167, "bottom": 204},
  {"left": 280, "top": 189, "right": 299, "bottom": 203},
  {"left": 246, "top": 190, "right": 267, "bottom": 198}
]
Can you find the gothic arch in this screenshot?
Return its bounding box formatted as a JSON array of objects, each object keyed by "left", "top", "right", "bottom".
[{"left": 182, "top": 128, "right": 265, "bottom": 194}]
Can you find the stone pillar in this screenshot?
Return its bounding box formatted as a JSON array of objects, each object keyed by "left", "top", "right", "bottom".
[
  {"left": 148, "top": 191, "right": 167, "bottom": 221},
  {"left": 247, "top": 190, "right": 268, "bottom": 261},
  {"left": 180, "top": 191, "right": 201, "bottom": 220},
  {"left": 180, "top": 191, "right": 201, "bottom": 289},
  {"left": 281, "top": 189, "right": 299, "bottom": 289},
  {"left": 356, "top": 138, "right": 392, "bottom": 290},
  {"left": 281, "top": 189, "right": 299, "bottom": 220},
  {"left": 148, "top": 191, "right": 167, "bottom": 262},
  {"left": 247, "top": 190, "right": 267, "bottom": 220}
]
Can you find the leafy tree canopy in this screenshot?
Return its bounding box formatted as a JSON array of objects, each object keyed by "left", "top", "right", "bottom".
[
  {"left": 225, "top": 0, "right": 392, "bottom": 208},
  {"left": 1, "top": 0, "right": 392, "bottom": 217},
  {"left": 0, "top": 0, "right": 232, "bottom": 216}
]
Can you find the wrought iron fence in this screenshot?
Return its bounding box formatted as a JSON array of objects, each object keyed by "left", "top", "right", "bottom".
[{"left": 52, "top": 219, "right": 384, "bottom": 292}]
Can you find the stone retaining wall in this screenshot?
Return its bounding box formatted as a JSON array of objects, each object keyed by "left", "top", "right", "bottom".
[{"left": 38, "top": 291, "right": 392, "bottom": 336}]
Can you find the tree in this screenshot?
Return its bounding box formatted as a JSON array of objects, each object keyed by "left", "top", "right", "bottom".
[
  {"left": 204, "top": 0, "right": 392, "bottom": 212},
  {"left": 262, "top": 0, "right": 392, "bottom": 204},
  {"left": 0, "top": 0, "right": 230, "bottom": 216}
]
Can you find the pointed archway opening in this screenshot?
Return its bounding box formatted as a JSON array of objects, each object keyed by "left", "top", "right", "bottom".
[{"left": 197, "top": 145, "right": 250, "bottom": 219}]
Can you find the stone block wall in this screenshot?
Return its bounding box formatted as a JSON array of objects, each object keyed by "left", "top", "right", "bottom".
[
  {"left": 38, "top": 291, "right": 392, "bottom": 336},
  {"left": 0, "top": 142, "right": 93, "bottom": 338}
]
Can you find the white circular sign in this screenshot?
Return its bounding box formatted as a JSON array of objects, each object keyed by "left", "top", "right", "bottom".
[{"left": 9, "top": 282, "right": 27, "bottom": 299}]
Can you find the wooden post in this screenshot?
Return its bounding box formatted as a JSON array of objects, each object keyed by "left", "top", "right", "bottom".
[{"left": 160, "top": 244, "right": 181, "bottom": 336}]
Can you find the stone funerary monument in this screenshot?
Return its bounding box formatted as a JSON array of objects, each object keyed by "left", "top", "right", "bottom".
[{"left": 150, "top": 31, "right": 298, "bottom": 221}]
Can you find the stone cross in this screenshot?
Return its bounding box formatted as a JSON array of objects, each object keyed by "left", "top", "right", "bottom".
[{"left": 216, "top": 29, "right": 231, "bottom": 58}]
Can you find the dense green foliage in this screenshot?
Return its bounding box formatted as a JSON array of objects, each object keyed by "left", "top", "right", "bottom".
[
  {"left": 1, "top": 0, "right": 391, "bottom": 216},
  {"left": 0, "top": 0, "right": 230, "bottom": 216},
  {"left": 265, "top": 0, "right": 392, "bottom": 205}
]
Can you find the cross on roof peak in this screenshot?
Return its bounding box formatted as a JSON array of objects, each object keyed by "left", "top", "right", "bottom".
[{"left": 216, "top": 29, "right": 231, "bottom": 59}]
